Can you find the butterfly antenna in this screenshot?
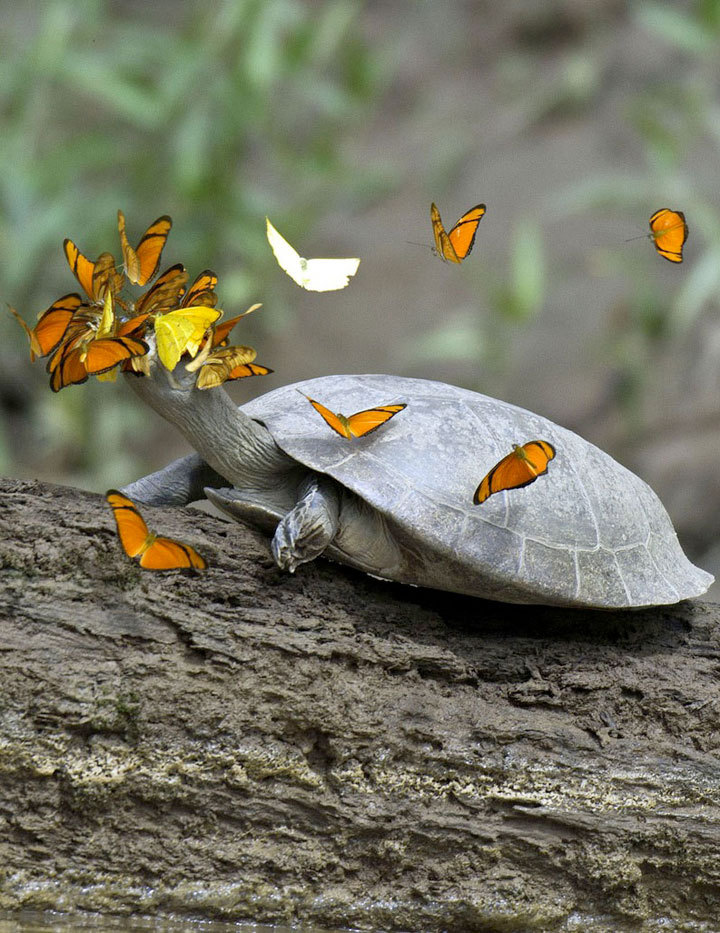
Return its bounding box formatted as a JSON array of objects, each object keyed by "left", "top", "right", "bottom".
[{"left": 406, "top": 240, "right": 432, "bottom": 250}]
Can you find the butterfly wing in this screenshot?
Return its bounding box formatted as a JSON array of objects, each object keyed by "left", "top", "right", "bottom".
[
  {"left": 195, "top": 346, "right": 259, "bottom": 390},
  {"left": 649, "top": 208, "right": 688, "bottom": 263},
  {"left": 33, "top": 294, "right": 84, "bottom": 356},
  {"left": 473, "top": 440, "right": 556, "bottom": 504},
  {"left": 134, "top": 263, "right": 188, "bottom": 315},
  {"left": 301, "top": 257, "right": 361, "bottom": 292},
  {"left": 106, "top": 490, "right": 152, "bottom": 558},
  {"left": 306, "top": 396, "right": 352, "bottom": 438},
  {"left": 211, "top": 304, "right": 261, "bottom": 347},
  {"left": 447, "top": 204, "right": 486, "bottom": 260},
  {"left": 181, "top": 270, "right": 218, "bottom": 309},
  {"left": 155, "top": 307, "right": 222, "bottom": 370},
  {"left": 266, "top": 218, "right": 359, "bottom": 291},
  {"left": 8, "top": 306, "right": 38, "bottom": 360},
  {"left": 50, "top": 344, "right": 90, "bottom": 392},
  {"left": 63, "top": 239, "right": 97, "bottom": 299},
  {"left": 83, "top": 337, "right": 148, "bottom": 375},
  {"left": 345, "top": 404, "right": 407, "bottom": 438},
  {"left": 430, "top": 202, "right": 458, "bottom": 263},
  {"left": 118, "top": 210, "right": 172, "bottom": 285},
  {"left": 140, "top": 536, "right": 207, "bottom": 570}
]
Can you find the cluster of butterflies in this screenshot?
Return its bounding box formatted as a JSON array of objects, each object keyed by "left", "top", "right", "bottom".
[
  {"left": 10, "top": 210, "right": 272, "bottom": 393},
  {"left": 9, "top": 201, "right": 688, "bottom": 572}
]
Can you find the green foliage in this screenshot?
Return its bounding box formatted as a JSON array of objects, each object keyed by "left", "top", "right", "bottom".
[{"left": 0, "top": 0, "right": 388, "bottom": 488}]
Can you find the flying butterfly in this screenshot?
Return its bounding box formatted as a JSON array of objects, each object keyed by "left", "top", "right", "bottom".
[
  {"left": 473, "top": 440, "right": 556, "bottom": 505},
  {"left": 106, "top": 490, "right": 207, "bottom": 570},
  {"left": 266, "top": 218, "right": 360, "bottom": 292},
  {"left": 304, "top": 394, "right": 407, "bottom": 440},
  {"left": 648, "top": 208, "right": 688, "bottom": 263},
  {"left": 430, "top": 202, "right": 486, "bottom": 263},
  {"left": 118, "top": 210, "right": 173, "bottom": 285},
  {"left": 63, "top": 242, "right": 124, "bottom": 303},
  {"left": 154, "top": 306, "right": 222, "bottom": 371}
]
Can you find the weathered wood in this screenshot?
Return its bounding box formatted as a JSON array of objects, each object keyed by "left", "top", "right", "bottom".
[{"left": 0, "top": 478, "right": 719, "bottom": 931}]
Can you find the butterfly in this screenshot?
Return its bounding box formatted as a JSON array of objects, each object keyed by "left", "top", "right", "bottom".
[
  {"left": 180, "top": 270, "right": 219, "bottom": 309},
  {"left": 210, "top": 304, "right": 261, "bottom": 348},
  {"left": 473, "top": 440, "right": 556, "bottom": 504},
  {"left": 49, "top": 334, "right": 148, "bottom": 392},
  {"left": 154, "top": 306, "right": 222, "bottom": 371},
  {"left": 194, "top": 346, "right": 271, "bottom": 390},
  {"left": 266, "top": 218, "right": 360, "bottom": 292},
  {"left": 63, "top": 242, "right": 124, "bottom": 303},
  {"left": 31, "top": 294, "right": 85, "bottom": 357},
  {"left": 134, "top": 263, "right": 188, "bottom": 316},
  {"left": 648, "top": 208, "right": 688, "bottom": 263},
  {"left": 430, "top": 202, "right": 486, "bottom": 263},
  {"left": 304, "top": 394, "right": 407, "bottom": 439},
  {"left": 117, "top": 210, "right": 173, "bottom": 285},
  {"left": 106, "top": 490, "right": 207, "bottom": 570}
]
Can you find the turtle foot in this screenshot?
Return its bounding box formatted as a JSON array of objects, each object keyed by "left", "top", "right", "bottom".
[{"left": 271, "top": 475, "right": 340, "bottom": 573}]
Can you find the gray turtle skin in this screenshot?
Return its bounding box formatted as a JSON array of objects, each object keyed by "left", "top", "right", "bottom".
[{"left": 122, "top": 370, "right": 713, "bottom": 609}]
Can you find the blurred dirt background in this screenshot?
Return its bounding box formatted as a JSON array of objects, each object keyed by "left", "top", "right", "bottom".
[{"left": 1, "top": 0, "right": 719, "bottom": 596}]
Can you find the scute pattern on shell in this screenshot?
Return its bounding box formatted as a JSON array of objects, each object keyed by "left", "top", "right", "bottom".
[{"left": 242, "top": 375, "right": 713, "bottom": 608}]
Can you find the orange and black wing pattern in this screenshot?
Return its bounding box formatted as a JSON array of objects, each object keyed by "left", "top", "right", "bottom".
[
  {"left": 196, "top": 345, "right": 271, "bottom": 390},
  {"left": 473, "top": 440, "right": 556, "bottom": 504},
  {"left": 33, "top": 293, "right": 84, "bottom": 356},
  {"left": 118, "top": 210, "right": 172, "bottom": 285},
  {"left": 63, "top": 241, "right": 123, "bottom": 302},
  {"left": 49, "top": 336, "right": 148, "bottom": 392},
  {"left": 648, "top": 208, "right": 688, "bottom": 263},
  {"left": 181, "top": 270, "right": 219, "bottom": 309},
  {"left": 134, "top": 263, "right": 188, "bottom": 315},
  {"left": 431, "top": 202, "right": 486, "bottom": 263},
  {"left": 306, "top": 395, "right": 406, "bottom": 439},
  {"left": 106, "top": 490, "right": 207, "bottom": 570}
]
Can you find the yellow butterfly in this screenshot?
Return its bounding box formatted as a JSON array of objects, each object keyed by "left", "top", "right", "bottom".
[
  {"left": 266, "top": 218, "right": 360, "bottom": 292},
  {"left": 154, "top": 306, "right": 222, "bottom": 371}
]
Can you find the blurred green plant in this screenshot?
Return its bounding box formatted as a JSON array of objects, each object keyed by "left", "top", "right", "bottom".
[{"left": 0, "top": 0, "right": 393, "bottom": 489}]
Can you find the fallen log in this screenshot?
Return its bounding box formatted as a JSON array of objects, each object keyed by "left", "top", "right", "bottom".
[{"left": 0, "top": 478, "right": 719, "bottom": 931}]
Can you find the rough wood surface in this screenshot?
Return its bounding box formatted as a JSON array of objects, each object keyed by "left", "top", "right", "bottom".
[{"left": 1, "top": 478, "right": 719, "bottom": 932}]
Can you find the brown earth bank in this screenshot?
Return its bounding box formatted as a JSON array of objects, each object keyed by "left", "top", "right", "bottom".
[{"left": 0, "top": 478, "right": 719, "bottom": 933}]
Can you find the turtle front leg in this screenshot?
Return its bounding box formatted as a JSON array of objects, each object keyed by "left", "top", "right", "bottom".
[
  {"left": 271, "top": 474, "right": 341, "bottom": 573},
  {"left": 120, "top": 453, "right": 228, "bottom": 506}
]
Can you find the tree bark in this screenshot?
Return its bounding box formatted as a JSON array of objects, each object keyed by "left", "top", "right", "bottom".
[{"left": 1, "top": 477, "right": 719, "bottom": 932}]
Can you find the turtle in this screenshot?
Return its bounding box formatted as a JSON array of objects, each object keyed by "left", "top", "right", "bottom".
[{"left": 121, "top": 364, "right": 713, "bottom": 609}]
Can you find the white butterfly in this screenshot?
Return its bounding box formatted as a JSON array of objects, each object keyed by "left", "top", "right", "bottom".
[{"left": 266, "top": 218, "right": 360, "bottom": 292}]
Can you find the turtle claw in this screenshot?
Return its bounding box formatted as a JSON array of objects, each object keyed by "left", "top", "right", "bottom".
[{"left": 271, "top": 475, "right": 341, "bottom": 573}]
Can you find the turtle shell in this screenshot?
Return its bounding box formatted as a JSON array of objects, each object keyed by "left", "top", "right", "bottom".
[{"left": 241, "top": 374, "right": 712, "bottom": 608}]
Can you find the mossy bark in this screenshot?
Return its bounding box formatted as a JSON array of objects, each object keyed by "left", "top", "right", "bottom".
[{"left": 1, "top": 478, "right": 719, "bottom": 932}]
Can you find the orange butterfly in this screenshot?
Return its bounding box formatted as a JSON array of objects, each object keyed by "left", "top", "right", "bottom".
[
  {"left": 473, "top": 440, "right": 556, "bottom": 504},
  {"left": 49, "top": 335, "right": 148, "bottom": 392},
  {"left": 180, "top": 270, "right": 219, "bottom": 309},
  {"left": 32, "top": 293, "right": 85, "bottom": 357},
  {"left": 63, "top": 242, "right": 123, "bottom": 303},
  {"left": 210, "top": 303, "right": 261, "bottom": 348},
  {"left": 106, "top": 490, "right": 207, "bottom": 570},
  {"left": 195, "top": 347, "right": 271, "bottom": 390},
  {"left": 134, "top": 263, "right": 188, "bottom": 315},
  {"left": 304, "top": 395, "right": 407, "bottom": 439},
  {"left": 118, "top": 210, "right": 172, "bottom": 285},
  {"left": 431, "top": 202, "right": 486, "bottom": 263},
  {"left": 648, "top": 208, "right": 688, "bottom": 263}
]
